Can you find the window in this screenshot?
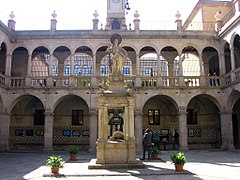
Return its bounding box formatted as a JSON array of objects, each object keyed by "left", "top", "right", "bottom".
[
  {"left": 82, "top": 65, "right": 89, "bottom": 75},
  {"left": 100, "top": 65, "right": 107, "bottom": 75},
  {"left": 187, "top": 109, "right": 197, "bottom": 124},
  {"left": 74, "top": 65, "right": 80, "bottom": 75},
  {"left": 148, "top": 109, "right": 160, "bottom": 125},
  {"left": 72, "top": 110, "right": 84, "bottom": 125},
  {"left": 65, "top": 65, "right": 71, "bottom": 76},
  {"left": 34, "top": 110, "right": 45, "bottom": 125},
  {"left": 123, "top": 67, "right": 130, "bottom": 75}
]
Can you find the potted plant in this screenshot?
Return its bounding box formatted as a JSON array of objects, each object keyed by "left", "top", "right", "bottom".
[
  {"left": 151, "top": 146, "right": 160, "bottom": 160},
  {"left": 67, "top": 145, "right": 79, "bottom": 160},
  {"left": 46, "top": 155, "right": 64, "bottom": 174},
  {"left": 170, "top": 152, "right": 187, "bottom": 171}
]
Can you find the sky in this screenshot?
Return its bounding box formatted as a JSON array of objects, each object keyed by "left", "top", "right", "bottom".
[{"left": 0, "top": 0, "right": 199, "bottom": 30}]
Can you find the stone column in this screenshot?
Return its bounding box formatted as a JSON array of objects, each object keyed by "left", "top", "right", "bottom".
[
  {"left": 89, "top": 110, "right": 98, "bottom": 152},
  {"left": 178, "top": 53, "right": 185, "bottom": 86},
  {"left": 27, "top": 54, "right": 32, "bottom": 76},
  {"left": 128, "top": 98, "right": 135, "bottom": 141},
  {"left": 219, "top": 53, "right": 226, "bottom": 75},
  {"left": 199, "top": 53, "right": 206, "bottom": 86},
  {"left": 135, "top": 53, "right": 142, "bottom": 87},
  {"left": 178, "top": 107, "right": 188, "bottom": 150},
  {"left": 92, "top": 53, "right": 97, "bottom": 76},
  {"left": 0, "top": 112, "right": 10, "bottom": 151},
  {"left": 230, "top": 47, "right": 236, "bottom": 81},
  {"left": 48, "top": 54, "right": 53, "bottom": 76},
  {"left": 135, "top": 111, "right": 143, "bottom": 152},
  {"left": 97, "top": 104, "right": 104, "bottom": 141},
  {"left": 103, "top": 106, "right": 108, "bottom": 142},
  {"left": 5, "top": 54, "right": 12, "bottom": 76},
  {"left": 70, "top": 54, "right": 74, "bottom": 75},
  {"left": 124, "top": 106, "right": 129, "bottom": 140},
  {"left": 220, "top": 111, "right": 235, "bottom": 150},
  {"left": 44, "top": 111, "right": 54, "bottom": 151},
  {"left": 157, "top": 53, "right": 161, "bottom": 76}
]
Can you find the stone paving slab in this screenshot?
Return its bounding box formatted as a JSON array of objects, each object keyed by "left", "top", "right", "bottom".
[{"left": 1, "top": 150, "right": 240, "bottom": 180}]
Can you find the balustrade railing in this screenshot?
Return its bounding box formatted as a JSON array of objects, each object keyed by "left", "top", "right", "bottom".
[
  {"left": 221, "top": 1, "right": 238, "bottom": 27},
  {"left": 4, "top": 71, "right": 240, "bottom": 89}
]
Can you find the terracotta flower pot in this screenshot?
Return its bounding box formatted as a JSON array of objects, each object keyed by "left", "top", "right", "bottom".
[
  {"left": 51, "top": 167, "right": 59, "bottom": 174},
  {"left": 175, "top": 164, "right": 184, "bottom": 171},
  {"left": 151, "top": 153, "right": 159, "bottom": 160},
  {"left": 70, "top": 153, "right": 77, "bottom": 160}
]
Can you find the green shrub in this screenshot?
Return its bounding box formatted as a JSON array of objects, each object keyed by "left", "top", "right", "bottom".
[
  {"left": 151, "top": 146, "right": 160, "bottom": 154},
  {"left": 46, "top": 155, "right": 64, "bottom": 167},
  {"left": 171, "top": 152, "right": 187, "bottom": 165},
  {"left": 67, "top": 145, "right": 79, "bottom": 154}
]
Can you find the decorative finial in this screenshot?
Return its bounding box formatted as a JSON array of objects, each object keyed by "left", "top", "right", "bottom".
[
  {"left": 9, "top": 11, "right": 15, "bottom": 20},
  {"left": 134, "top": 10, "right": 140, "bottom": 19},
  {"left": 93, "top": 10, "right": 99, "bottom": 19},
  {"left": 51, "top": 11, "right": 57, "bottom": 19},
  {"left": 215, "top": 11, "right": 222, "bottom": 21},
  {"left": 175, "top": 11, "right": 181, "bottom": 20}
]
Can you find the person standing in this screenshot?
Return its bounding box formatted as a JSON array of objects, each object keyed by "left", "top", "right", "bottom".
[
  {"left": 173, "top": 129, "right": 179, "bottom": 150},
  {"left": 141, "top": 129, "right": 153, "bottom": 160}
]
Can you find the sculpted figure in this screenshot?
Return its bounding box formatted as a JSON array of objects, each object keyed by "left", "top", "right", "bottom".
[{"left": 106, "top": 34, "right": 128, "bottom": 75}]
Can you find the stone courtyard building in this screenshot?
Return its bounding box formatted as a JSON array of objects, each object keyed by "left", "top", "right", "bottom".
[{"left": 0, "top": 0, "right": 240, "bottom": 153}]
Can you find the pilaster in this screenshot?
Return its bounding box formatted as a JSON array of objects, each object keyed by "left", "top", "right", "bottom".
[
  {"left": 0, "top": 112, "right": 10, "bottom": 151},
  {"left": 220, "top": 111, "right": 235, "bottom": 150},
  {"left": 44, "top": 110, "right": 54, "bottom": 151},
  {"left": 178, "top": 107, "right": 188, "bottom": 151}
]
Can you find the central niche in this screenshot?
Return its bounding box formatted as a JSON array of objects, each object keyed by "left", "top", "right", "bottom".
[{"left": 108, "top": 108, "right": 124, "bottom": 137}]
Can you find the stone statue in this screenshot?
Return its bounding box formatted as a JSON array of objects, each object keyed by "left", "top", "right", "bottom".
[{"left": 106, "top": 34, "right": 128, "bottom": 75}]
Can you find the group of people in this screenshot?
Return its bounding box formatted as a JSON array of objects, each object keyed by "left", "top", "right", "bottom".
[{"left": 141, "top": 128, "right": 179, "bottom": 160}]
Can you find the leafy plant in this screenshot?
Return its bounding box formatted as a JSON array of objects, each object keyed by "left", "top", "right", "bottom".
[
  {"left": 67, "top": 145, "right": 79, "bottom": 154},
  {"left": 46, "top": 155, "right": 64, "bottom": 167},
  {"left": 171, "top": 152, "right": 187, "bottom": 165},
  {"left": 151, "top": 146, "right": 160, "bottom": 154}
]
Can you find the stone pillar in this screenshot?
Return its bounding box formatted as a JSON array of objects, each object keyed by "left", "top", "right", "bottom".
[
  {"left": 220, "top": 111, "right": 235, "bottom": 150},
  {"left": 136, "top": 53, "right": 140, "bottom": 76},
  {"left": 44, "top": 111, "right": 54, "bottom": 151},
  {"left": 97, "top": 104, "right": 104, "bottom": 141},
  {"left": 128, "top": 98, "right": 135, "bottom": 140},
  {"left": 219, "top": 53, "right": 226, "bottom": 75},
  {"left": 89, "top": 110, "right": 98, "bottom": 152},
  {"left": 5, "top": 54, "right": 12, "bottom": 76},
  {"left": 178, "top": 107, "right": 188, "bottom": 150},
  {"left": 230, "top": 47, "right": 236, "bottom": 81},
  {"left": 135, "top": 111, "right": 143, "bottom": 152},
  {"left": 92, "top": 53, "right": 97, "bottom": 76},
  {"left": 103, "top": 106, "right": 108, "bottom": 142},
  {"left": 70, "top": 54, "right": 74, "bottom": 75},
  {"left": 27, "top": 54, "right": 32, "bottom": 76},
  {"left": 199, "top": 53, "right": 204, "bottom": 76},
  {"left": 48, "top": 54, "right": 53, "bottom": 76},
  {"left": 0, "top": 112, "right": 10, "bottom": 151},
  {"left": 124, "top": 106, "right": 129, "bottom": 140},
  {"left": 157, "top": 53, "right": 161, "bottom": 76}
]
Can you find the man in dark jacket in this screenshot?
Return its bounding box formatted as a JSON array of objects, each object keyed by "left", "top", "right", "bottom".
[{"left": 141, "top": 129, "right": 153, "bottom": 160}]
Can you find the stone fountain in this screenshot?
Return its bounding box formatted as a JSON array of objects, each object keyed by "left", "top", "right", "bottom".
[{"left": 88, "top": 34, "right": 144, "bottom": 169}]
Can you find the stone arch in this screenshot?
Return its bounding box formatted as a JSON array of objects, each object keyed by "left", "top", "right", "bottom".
[
  {"left": 9, "top": 95, "right": 45, "bottom": 150},
  {"left": 52, "top": 94, "right": 90, "bottom": 150},
  {"left": 0, "top": 42, "right": 7, "bottom": 75},
  {"left": 202, "top": 46, "right": 219, "bottom": 76},
  {"left": 142, "top": 95, "right": 178, "bottom": 128},
  {"left": 187, "top": 94, "right": 222, "bottom": 149},
  {"left": 11, "top": 47, "right": 29, "bottom": 77}
]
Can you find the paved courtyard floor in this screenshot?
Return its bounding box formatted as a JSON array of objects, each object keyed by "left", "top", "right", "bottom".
[{"left": 0, "top": 149, "right": 240, "bottom": 180}]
